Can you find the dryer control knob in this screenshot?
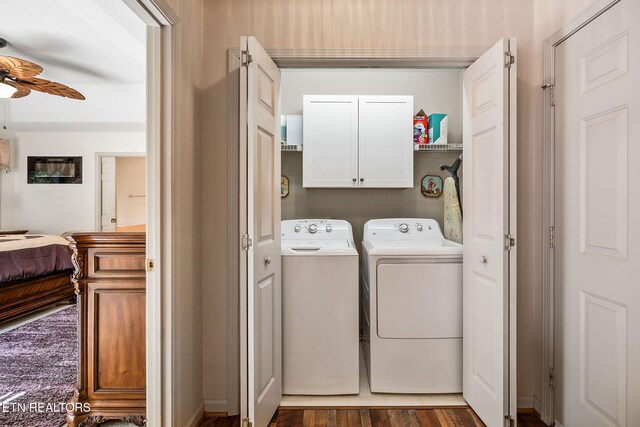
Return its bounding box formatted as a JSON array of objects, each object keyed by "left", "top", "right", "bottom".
[
  {"left": 326, "top": 225, "right": 332, "bottom": 233},
  {"left": 308, "top": 224, "right": 318, "bottom": 234},
  {"left": 398, "top": 223, "right": 409, "bottom": 233},
  {"left": 416, "top": 224, "right": 423, "bottom": 232},
  {"left": 294, "top": 225, "right": 301, "bottom": 233}
]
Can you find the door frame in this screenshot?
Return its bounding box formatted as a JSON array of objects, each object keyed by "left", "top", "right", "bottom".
[
  {"left": 94, "top": 152, "right": 146, "bottom": 231},
  {"left": 227, "top": 46, "right": 520, "bottom": 416},
  {"left": 123, "top": 0, "right": 179, "bottom": 425},
  {"left": 541, "top": 0, "right": 621, "bottom": 424}
]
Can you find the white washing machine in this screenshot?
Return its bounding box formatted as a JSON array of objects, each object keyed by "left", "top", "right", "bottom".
[
  {"left": 361, "top": 218, "right": 463, "bottom": 393},
  {"left": 281, "top": 219, "right": 359, "bottom": 395}
]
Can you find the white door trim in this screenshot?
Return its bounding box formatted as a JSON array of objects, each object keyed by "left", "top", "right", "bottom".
[
  {"left": 227, "top": 47, "right": 509, "bottom": 417},
  {"left": 94, "top": 152, "right": 146, "bottom": 231},
  {"left": 541, "top": 0, "right": 621, "bottom": 424},
  {"left": 123, "top": 0, "right": 179, "bottom": 425}
]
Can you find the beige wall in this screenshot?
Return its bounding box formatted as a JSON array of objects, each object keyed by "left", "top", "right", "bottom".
[
  {"left": 116, "top": 157, "right": 146, "bottom": 227},
  {"left": 163, "top": 0, "right": 204, "bottom": 424},
  {"left": 203, "top": 0, "right": 540, "bottom": 408}
]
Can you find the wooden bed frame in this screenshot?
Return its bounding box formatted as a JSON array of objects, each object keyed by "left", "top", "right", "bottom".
[{"left": 0, "top": 271, "right": 75, "bottom": 324}]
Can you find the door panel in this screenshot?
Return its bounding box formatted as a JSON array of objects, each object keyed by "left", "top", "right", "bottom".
[
  {"left": 358, "top": 96, "right": 413, "bottom": 188},
  {"left": 302, "top": 95, "right": 359, "bottom": 188},
  {"left": 554, "top": 2, "right": 639, "bottom": 426},
  {"left": 100, "top": 156, "right": 116, "bottom": 231},
  {"left": 462, "top": 37, "right": 516, "bottom": 427},
  {"left": 241, "top": 36, "right": 282, "bottom": 427}
]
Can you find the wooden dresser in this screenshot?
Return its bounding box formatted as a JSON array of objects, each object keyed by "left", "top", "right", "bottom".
[{"left": 64, "top": 232, "right": 146, "bottom": 427}]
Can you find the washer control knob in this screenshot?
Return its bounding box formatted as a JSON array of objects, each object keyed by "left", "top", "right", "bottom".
[
  {"left": 416, "top": 224, "right": 423, "bottom": 232},
  {"left": 308, "top": 224, "right": 318, "bottom": 234},
  {"left": 398, "top": 223, "right": 409, "bottom": 233},
  {"left": 326, "top": 225, "right": 332, "bottom": 233},
  {"left": 294, "top": 225, "right": 301, "bottom": 233}
]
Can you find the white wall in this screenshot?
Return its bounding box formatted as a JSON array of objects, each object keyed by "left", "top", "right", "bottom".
[{"left": 0, "top": 131, "right": 145, "bottom": 235}]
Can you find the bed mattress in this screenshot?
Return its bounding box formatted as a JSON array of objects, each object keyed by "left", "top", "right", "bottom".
[{"left": 0, "top": 234, "right": 73, "bottom": 284}]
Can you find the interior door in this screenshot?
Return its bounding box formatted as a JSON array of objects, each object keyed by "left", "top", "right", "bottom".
[
  {"left": 240, "top": 36, "right": 282, "bottom": 427},
  {"left": 358, "top": 96, "right": 413, "bottom": 188},
  {"left": 554, "top": 2, "right": 639, "bottom": 426},
  {"left": 100, "top": 156, "right": 116, "bottom": 231},
  {"left": 462, "top": 37, "right": 517, "bottom": 427}
]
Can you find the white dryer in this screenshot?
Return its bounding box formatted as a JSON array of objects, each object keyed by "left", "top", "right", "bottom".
[
  {"left": 281, "top": 219, "right": 359, "bottom": 395},
  {"left": 361, "top": 218, "right": 463, "bottom": 393}
]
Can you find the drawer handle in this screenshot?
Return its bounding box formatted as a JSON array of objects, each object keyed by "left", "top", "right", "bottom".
[
  {"left": 264, "top": 256, "right": 272, "bottom": 265},
  {"left": 480, "top": 255, "right": 487, "bottom": 264},
  {"left": 360, "top": 178, "right": 364, "bottom": 182}
]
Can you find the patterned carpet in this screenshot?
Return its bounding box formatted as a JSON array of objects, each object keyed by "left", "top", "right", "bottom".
[{"left": 0, "top": 306, "right": 77, "bottom": 427}]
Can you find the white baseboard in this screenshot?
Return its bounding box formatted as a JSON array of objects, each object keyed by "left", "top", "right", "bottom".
[
  {"left": 555, "top": 421, "right": 564, "bottom": 427},
  {"left": 517, "top": 395, "right": 534, "bottom": 409},
  {"left": 204, "top": 399, "right": 228, "bottom": 414},
  {"left": 186, "top": 401, "right": 205, "bottom": 427},
  {"left": 533, "top": 395, "right": 542, "bottom": 413}
]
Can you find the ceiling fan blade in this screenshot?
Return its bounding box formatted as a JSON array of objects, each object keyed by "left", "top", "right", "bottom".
[
  {"left": 0, "top": 56, "right": 43, "bottom": 78},
  {"left": 16, "top": 77, "right": 85, "bottom": 100},
  {"left": 5, "top": 81, "right": 31, "bottom": 98}
]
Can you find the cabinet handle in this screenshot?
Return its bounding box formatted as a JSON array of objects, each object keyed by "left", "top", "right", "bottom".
[
  {"left": 360, "top": 178, "right": 364, "bottom": 182},
  {"left": 352, "top": 178, "right": 357, "bottom": 182}
]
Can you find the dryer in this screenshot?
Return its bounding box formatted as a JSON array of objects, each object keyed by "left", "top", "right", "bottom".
[
  {"left": 281, "top": 219, "right": 359, "bottom": 395},
  {"left": 361, "top": 218, "right": 463, "bottom": 393}
]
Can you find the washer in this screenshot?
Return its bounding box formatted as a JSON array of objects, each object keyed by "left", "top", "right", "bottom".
[
  {"left": 361, "top": 218, "right": 463, "bottom": 393},
  {"left": 281, "top": 219, "right": 359, "bottom": 395}
]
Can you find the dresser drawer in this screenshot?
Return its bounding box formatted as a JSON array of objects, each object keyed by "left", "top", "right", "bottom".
[{"left": 86, "top": 248, "right": 146, "bottom": 278}]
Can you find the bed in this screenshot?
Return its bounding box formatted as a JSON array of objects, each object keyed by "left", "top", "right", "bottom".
[{"left": 0, "top": 234, "right": 75, "bottom": 324}]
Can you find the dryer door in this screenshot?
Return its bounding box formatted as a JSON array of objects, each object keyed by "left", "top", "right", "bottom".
[{"left": 377, "top": 261, "right": 462, "bottom": 339}]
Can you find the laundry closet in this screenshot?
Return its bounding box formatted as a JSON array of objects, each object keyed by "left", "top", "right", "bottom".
[{"left": 238, "top": 36, "right": 516, "bottom": 427}]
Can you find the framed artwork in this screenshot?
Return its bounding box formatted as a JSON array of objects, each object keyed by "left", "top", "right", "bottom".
[
  {"left": 421, "top": 175, "right": 443, "bottom": 198},
  {"left": 281, "top": 175, "right": 289, "bottom": 198}
]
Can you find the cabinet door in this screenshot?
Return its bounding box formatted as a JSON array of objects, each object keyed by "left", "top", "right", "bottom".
[
  {"left": 303, "top": 95, "right": 359, "bottom": 188},
  {"left": 358, "top": 96, "right": 413, "bottom": 188}
]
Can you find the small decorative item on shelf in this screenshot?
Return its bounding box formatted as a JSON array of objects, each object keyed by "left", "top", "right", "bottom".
[
  {"left": 281, "top": 175, "right": 289, "bottom": 198},
  {"left": 428, "top": 113, "right": 448, "bottom": 145},
  {"left": 420, "top": 175, "right": 443, "bottom": 198},
  {"left": 413, "top": 109, "right": 429, "bottom": 146}
]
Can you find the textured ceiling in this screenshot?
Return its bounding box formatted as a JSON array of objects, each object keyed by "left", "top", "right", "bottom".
[{"left": 0, "top": 0, "right": 146, "bottom": 85}]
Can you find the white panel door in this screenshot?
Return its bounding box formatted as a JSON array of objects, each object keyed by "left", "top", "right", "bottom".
[
  {"left": 240, "top": 36, "right": 282, "bottom": 427},
  {"left": 100, "top": 156, "right": 116, "bottom": 231},
  {"left": 358, "top": 96, "right": 413, "bottom": 188},
  {"left": 462, "top": 38, "right": 517, "bottom": 427},
  {"left": 554, "top": 2, "right": 639, "bottom": 426},
  {"left": 303, "top": 95, "right": 358, "bottom": 188}
]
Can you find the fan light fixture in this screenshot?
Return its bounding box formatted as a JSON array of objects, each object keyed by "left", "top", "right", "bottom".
[
  {"left": 0, "top": 37, "right": 84, "bottom": 100},
  {"left": 0, "top": 80, "right": 17, "bottom": 98}
]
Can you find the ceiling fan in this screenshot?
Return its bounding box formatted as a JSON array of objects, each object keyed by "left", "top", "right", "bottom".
[{"left": 0, "top": 38, "right": 85, "bottom": 100}]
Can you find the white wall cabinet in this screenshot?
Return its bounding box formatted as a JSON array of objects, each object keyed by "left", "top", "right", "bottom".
[{"left": 302, "top": 95, "right": 413, "bottom": 188}]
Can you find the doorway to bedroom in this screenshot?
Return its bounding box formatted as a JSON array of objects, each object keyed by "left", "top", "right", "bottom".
[{"left": 0, "top": 1, "right": 151, "bottom": 426}]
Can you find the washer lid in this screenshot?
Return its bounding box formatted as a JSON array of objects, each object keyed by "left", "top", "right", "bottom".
[{"left": 281, "top": 239, "right": 357, "bottom": 256}]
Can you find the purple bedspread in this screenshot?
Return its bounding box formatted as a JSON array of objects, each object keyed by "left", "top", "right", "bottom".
[{"left": 0, "top": 244, "right": 73, "bottom": 284}]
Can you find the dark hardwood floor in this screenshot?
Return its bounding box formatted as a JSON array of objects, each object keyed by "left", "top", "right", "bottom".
[{"left": 201, "top": 408, "right": 549, "bottom": 427}]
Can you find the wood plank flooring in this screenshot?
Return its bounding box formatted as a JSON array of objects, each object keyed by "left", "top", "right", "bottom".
[{"left": 201, "top": 409, "right": 549, "bottom": 427}]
